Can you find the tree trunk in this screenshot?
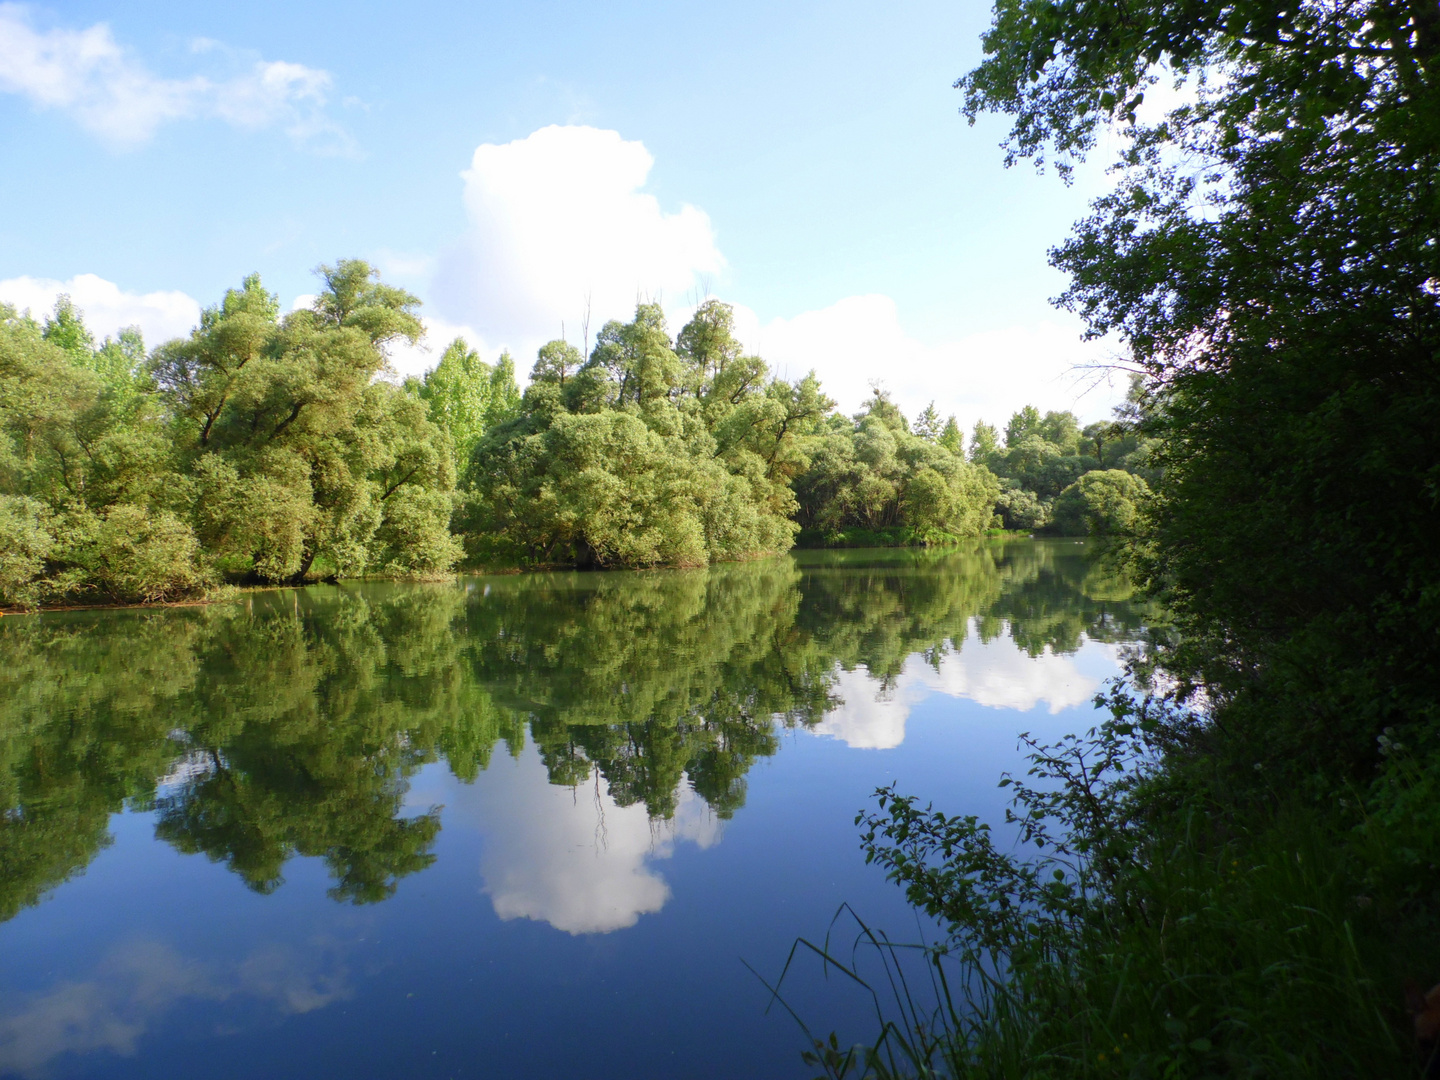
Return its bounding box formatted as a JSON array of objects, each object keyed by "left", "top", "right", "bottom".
[{"left": 288, "top": 543, "right": 318, "bottom": 586}]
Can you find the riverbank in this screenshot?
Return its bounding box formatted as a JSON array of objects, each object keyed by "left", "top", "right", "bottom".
[
  {"left": 794, "top": 526, "right": 1027, "bottom": 549},
  {"left": 799, "top": 687, "right": 1440, "bottom": 1078},
  {"left": 6, "top": 535, "right": 1042, "bottom": 612},
  {"left": 0, "top": 569, "right": 461, "bottom": 615}
]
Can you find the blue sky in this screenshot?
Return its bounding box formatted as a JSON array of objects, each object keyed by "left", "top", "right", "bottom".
[{"left": 0, "top": 0, "right": 1125, "bottom": 427}]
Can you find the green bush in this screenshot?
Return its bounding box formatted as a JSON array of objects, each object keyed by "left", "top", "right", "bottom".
[
  {"left": 794, "top": 391, "right": 1000, "bottom": 540},
  {"left": 994, "top": 485, "right": 1049, "bottom": 531},
  {"left": 1050, "top": 469, "right": 1149, "bottom": 537},
  {"left": 48, "top": 505, "right": 214, "bottom": 605},
  {"left": 794, "top": 698, "right": 1429, "bottom": 1080},
  {"left": 0, "top": 495, "right": 54, "bottom": 608}
]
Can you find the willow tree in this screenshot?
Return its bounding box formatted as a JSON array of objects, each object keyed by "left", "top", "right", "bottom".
[
  {"left": 152, "top": 261, "right": 460, "bottom": 582},
  {"left": 464, "top": 301, "right": 829, "bottom": 568}
]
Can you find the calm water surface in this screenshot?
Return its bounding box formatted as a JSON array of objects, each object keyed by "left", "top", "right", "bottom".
[{"left": 0, "top": 540, "right": 1150, "bottom": 1079}]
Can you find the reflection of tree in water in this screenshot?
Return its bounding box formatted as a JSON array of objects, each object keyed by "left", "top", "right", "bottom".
[
  {"left": 0, "top": 539, "right": 1153, "bottom": 919},
  {"left": 147, "top": 587, "right": 522, "bottom": 903},
  {"left": 978, "top": 540, "right": 1152, "bottom": 656},
  {"left": 0, "top": 615, "right": 199, "bottom": 922},
  {"left": 467, "top": 562, "right": 837, "bottom": 820}
]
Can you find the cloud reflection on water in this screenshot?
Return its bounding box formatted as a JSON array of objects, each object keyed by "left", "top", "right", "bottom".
[
  {"left": 0, "top": 940, "right": 350, "bottom": 1077},
  {"left": 444, "top": 622, "right": 1125, "bottom": 936},
  {"left": 813, "top": 621, "right": 1122, "bottom": 750},
  {"left": 449, "top": 747, "right": 723, "bottom": 935}
]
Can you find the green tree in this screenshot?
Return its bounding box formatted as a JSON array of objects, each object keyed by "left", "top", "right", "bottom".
[
  {"left": 834, "top": 12, "right": 1440, "bottom": 1076},
  {"left": 1050, "top": 468, "right": 1149, "bottom": 536},
  {"left": 409, "top": 338, "right": 521, "bottom": 475},
  {"left": 0, "top": 302, "right": 210, "bottom": 606},
  {"left": 530, "top": 339, "right": 582, "bottom": 388},
  {"left": 153, "top": 262, "right": 460, "bottom": 583},
  {"left": 794, "top": 390, "right": 1000, "bottom": 543},
  {"left": 968, "top": 421, "right": 1000, "bottom": 465},
  {"left": 938, "top": 415, "right": 963, "bottom": 455},
  {"left": 40, "top": 295, "right": 95, "bottom": 356},
  {"left": 913, "top": 401, "right": 942, "bottom": 441},
  {"left": 464, "top": 302, "right": 815, "bottom": 568},
  {"left": 962, "top": 0, "right": 1440, "bottom": 781},
  {"left": 994, "top": 486, "right": 1048, "bottom": 531}
]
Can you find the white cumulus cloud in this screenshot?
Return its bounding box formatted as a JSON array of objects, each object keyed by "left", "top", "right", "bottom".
[
  {"left": 416, "top": 125, "right": 1125, "bottom": 425},
  {"left": 731, "top": 295, "right": 1126, "bottom": 433},
  {"left": 432, "top": 125, "right": 724, "bottom": 359},
  {"left": 0, "top": 4, "right": 347, "bottom": 149},
  {"left": 0, "top": 272, "right": 200, "bottom": 348}
]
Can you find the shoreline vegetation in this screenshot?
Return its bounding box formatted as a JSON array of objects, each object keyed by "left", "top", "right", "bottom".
[
  {"left": 1, "top": 269, "right": 1151, "bottom": 612},
  {"left": 775, "top": 1, "right": 1440, "bottom": 1078}
]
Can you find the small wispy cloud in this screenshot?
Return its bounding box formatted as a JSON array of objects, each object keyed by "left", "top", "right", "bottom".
[{"left": 0, "top": 3, "right": 352, "bottom": 151}]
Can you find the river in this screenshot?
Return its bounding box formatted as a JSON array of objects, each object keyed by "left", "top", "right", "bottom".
[{"left": 0, "top": 539, "right": 1149, "bottom": 1079}]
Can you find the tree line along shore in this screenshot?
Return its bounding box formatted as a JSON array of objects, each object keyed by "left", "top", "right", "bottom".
[{"left": 0, "top": 265, "right": 1152, "bottom": 609}]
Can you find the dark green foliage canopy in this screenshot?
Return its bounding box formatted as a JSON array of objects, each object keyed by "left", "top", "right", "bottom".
[{"left": 962, "top": 0, "right": 1440, "bottom": 781}]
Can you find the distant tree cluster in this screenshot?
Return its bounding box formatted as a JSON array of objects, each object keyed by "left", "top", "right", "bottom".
[
  {"left": 460, "top": 300, "right": 827, "bottom": 568},
  {"left": 967, "top": 376, "right": 1158, "bottom": 535},
  {"left": 2, "top": 259, "right": 1153, "bottom": 607},
  {"left": 792, "top": 389, "right": 998, "bottom": 546}
]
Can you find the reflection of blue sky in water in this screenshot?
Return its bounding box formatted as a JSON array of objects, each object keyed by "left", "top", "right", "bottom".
[
  {"left": 815, "top": 621, "right": 1125, "bottom": 750},
  {"left": 395, "top": 624, "right": 1127, "bottom": 938},
  {"left": 0, "top": 940, "right": 350, "bottom": 1076}
]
